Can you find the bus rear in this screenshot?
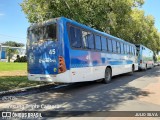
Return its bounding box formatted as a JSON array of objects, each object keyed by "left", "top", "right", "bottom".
[
  {"left": 27, "top": 18, "right": 68, "bottom": 82},
  {"left": 136, "top": 45, "right": 154, "bottom": 70}
]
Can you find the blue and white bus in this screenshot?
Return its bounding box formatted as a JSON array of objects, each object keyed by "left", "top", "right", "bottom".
[
  {"left": 27, "top": 17, "right": 138, "bottom": 83},
  {"left": 136, "top": 45, "right": 154, "bottom": 70}
]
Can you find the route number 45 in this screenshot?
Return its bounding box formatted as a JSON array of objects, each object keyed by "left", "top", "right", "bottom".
[{"left": 49, "top": 49, "right": 56, "bottom": 55}]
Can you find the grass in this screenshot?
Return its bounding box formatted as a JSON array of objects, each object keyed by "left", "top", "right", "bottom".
[
  {"left": 0, "top": 62, "right": 27, "bottom": 71},
  {"left": 0, "top": 62, "right": 48, "bottom": 92},
  {"left": 0, "top": 76, "right": 47, "bottom": 92}
]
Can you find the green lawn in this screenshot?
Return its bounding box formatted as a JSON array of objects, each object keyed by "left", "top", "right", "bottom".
[
  {"left": 0, "top": 76, "right": 47, "bottom": 92},
  {"left": 0, "top": 62, "right": 48, "bottom": 92},
  {"left": 0, "top": 62, "right": 27, "bottom": 71}
]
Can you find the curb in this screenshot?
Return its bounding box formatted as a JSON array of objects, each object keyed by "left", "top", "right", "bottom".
[{"left": 0, "top": 83, "right": 56, "bottom": 97}]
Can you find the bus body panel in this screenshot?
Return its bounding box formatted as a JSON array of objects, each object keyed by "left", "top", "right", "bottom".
[{"left": 69, "top": 50, "right": 138, "bottom": 83}]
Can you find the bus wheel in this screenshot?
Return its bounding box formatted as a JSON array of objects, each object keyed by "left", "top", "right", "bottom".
[
  {"left": 103, "top": 67, "right": 112, "bottom": 84},
  {"left": 129, "top": 65, "right": 134, "bottom": 75},
  {"left": 144, "top": 64, "right": 147, "bottom": 71}
]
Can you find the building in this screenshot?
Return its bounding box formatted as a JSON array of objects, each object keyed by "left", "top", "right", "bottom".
[{"left": 0, "top": 44, "right": 26, "bottom": 61}]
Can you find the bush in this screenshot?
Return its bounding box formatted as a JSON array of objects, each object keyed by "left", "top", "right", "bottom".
[{"left": 14, "top": 56, "right": 27, "bottom": 62}]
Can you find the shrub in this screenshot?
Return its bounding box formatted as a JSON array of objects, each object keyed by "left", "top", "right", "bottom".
[{"left": 14, "top": 56, "right": 27, "bottom": 62}]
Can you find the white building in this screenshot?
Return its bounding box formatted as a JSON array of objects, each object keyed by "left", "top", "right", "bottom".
[{"left": 0, "top": 44, "right": 26, "bottom": 61}]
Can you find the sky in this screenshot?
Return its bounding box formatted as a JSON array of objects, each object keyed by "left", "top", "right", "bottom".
[
  {"left": 141, "top": 0, "right": 160, "bottom": 32},
  {"left": 0, "top": 0, "right": 30, "bottom": 44},
  {"left": 0, "top": 0, "right": 159, "bottom": 45}
]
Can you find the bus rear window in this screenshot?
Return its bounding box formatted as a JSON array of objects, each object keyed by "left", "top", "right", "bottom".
[{"left": 28, "top": 24, "right": 57, "bottom": 44}]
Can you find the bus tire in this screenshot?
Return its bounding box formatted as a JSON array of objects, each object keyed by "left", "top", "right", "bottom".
[
  {"left": 103, "top": 67, "right": 112, "bottom": 84},
  {"left": 144, "top": 64, "right": 147, "bottom": 71},
  {"left": 129, "top": 65, "right": 134, "bottom": 75}
]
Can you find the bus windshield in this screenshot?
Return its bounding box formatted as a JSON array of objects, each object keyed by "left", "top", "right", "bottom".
[{"left": 28, "top": 23, "right": 57, "bottom": 45}]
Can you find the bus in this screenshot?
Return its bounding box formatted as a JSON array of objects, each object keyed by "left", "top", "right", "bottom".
[
  {"left": 136, "top": 45, "right": 154, "bottom": 70},
  {"left": 27, "top": 17, "right": 138, "bottom": 83}
]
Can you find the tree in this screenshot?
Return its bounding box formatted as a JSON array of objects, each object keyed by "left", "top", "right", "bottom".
[
  {"left": 6, "top": 48, "right": 18, "bottom": 62},
  {"left": 128, "top": 9, "right": 160, "bottom": 52},
  {"left": 2, "top": 41, "right": 25, "bottom": 47},
  {"left": 21, "top": 0, "right": 160, "bottom": 52},
  {"left": 21, "top": 0, "right": 144, "bottom": 32}
]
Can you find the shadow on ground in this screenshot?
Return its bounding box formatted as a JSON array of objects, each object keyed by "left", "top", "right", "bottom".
[{"left": 1, "top": 66, "right": 160, "bottom": 117}]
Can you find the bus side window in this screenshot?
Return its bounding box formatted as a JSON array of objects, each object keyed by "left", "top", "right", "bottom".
[
  {"left": 108, "top": 39, "right": 112, "bottom": 52},
  {"left": 87, "top": 32, "right": 94, "bottom": 49},
  {"left": 116, "top": 41, "right": 120, "bottom": 54},
  {"left": 112, "top": 40, "right": 117, "bottom": 53},
  {"left": 69, "top": 26, "right": 82, "bottom": 48},
  {"left": 101, "top": 36, "right": 107, "bottom": 51},
  {"left": 129, "top": 46, "right": 131, "bottom": 55},
  {"left": 132, "top": 47, "right": 134, "bottom": 56},
  {"left": 95, "top": 35, "right": 101, "bottom": 51},
  {"left": 127, "top": 45, "right": 130, "bottom": 54},
  {"left": 134, "top": 48, "right": 138, "bottom": 56},
  {"left": 129, "top": 46, "right": 132, "bottom": 55},
  {"left": 82, "top": 30, "right": 89, "bottom": 49},
  {"left": 120, "top": 42, "right": 124, "bottom": 54},
  {"left": 124, "top": 44, "right": 127, "bottom": 54}
]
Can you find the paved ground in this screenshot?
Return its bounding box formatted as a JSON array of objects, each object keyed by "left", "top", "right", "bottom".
[{"left": 0, "top": 66, "right": 160, "bottom": 119}]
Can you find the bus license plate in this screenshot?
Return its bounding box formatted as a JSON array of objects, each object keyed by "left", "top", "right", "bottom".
[{"left": 40, "top": 77, "right": 47, "bottom": 80}]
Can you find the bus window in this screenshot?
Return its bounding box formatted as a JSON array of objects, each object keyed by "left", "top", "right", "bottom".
[
  {"left": 45, "top": 24, "right": 57, "bottom": 40},
  {"left": 120, "top": 42, "right": 124, "bottom": 54},
  {"left": 129, "top": 46, "right": 131, "bottom": 55},
  {"left": 130, "top": 46, "right": 132, "bottom": 55},
  {"left": 82, "top": 31, "right": 89, "bottom": 49},
  {"left": 87, "top": 32, "right": 94, "bottom": 49},
  {"left": 116, "top": 41, "right": 120, "bottom": 54},
  {"left": 112, "top": 40, "right": 117, "bottom": 53},
  {"left": 127, "top": 45, "right": 130, "bottom": 54},
  {"left": 108, "top": 39, "right": 112, "bottom": 52},
  {"left": 95, "top": 35, "right": 101, "bottom": 50},
  {"left": 69, "top": 26, "right": 82, "bottom": 48},
  {"left": 133, "top": 47, "right": 136, "bottom": 56},
  {"left": 29, "top": 24, "right": 57, "bottom": 44},
  {"left": 124, "top": 44, "right": 127, "bottom": 54},
  {"left": 132, "top": 46, "right": 134, "bottom": 55},
  {"left": 101, "top": 36, "right": 107, "bottom": 51}
]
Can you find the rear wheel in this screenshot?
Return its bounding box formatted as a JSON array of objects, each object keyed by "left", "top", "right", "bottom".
[
  {"left": 144, "top": 64, "right": 147, "bottom": 71},
  {"left": 103, "top": 67, "right": 112, "bottom": 84},
  {"left": 129, "top": 65, "right": 134, "bottom": 75}
]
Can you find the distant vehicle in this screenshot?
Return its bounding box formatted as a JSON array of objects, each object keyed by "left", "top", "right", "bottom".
[
  {"left": 136, "top": 45, "right": 154, "bottom": 70},
  {"left": 154, "top": 62, "right": 158, "bottom": 66},
  {"left": 27, "top": 17, "right": 138, "bottom": 83}
]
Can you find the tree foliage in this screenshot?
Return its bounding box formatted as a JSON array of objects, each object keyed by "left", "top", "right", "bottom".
[
  {"left": 2, "top": 41, "right": 25, "bottom": 47},
  {"left": 6, "top": 48, "right": 18, "bottom": 62},
  {"left": 21, "top": 0, "right": 160, "bottom": 52}
]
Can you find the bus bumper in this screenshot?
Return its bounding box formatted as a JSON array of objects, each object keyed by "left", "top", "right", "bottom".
[{"left": 28, "top": 71, "right": 71, "bottom": 83}]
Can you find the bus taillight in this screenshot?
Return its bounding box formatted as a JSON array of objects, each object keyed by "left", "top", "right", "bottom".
[{"left": 58, "top": 56, "right": 66, "bottom": 73}]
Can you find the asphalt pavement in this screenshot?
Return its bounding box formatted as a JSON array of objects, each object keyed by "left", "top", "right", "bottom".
[{"left": 0, "top": 66, "right": 160, "bottom": 119}]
